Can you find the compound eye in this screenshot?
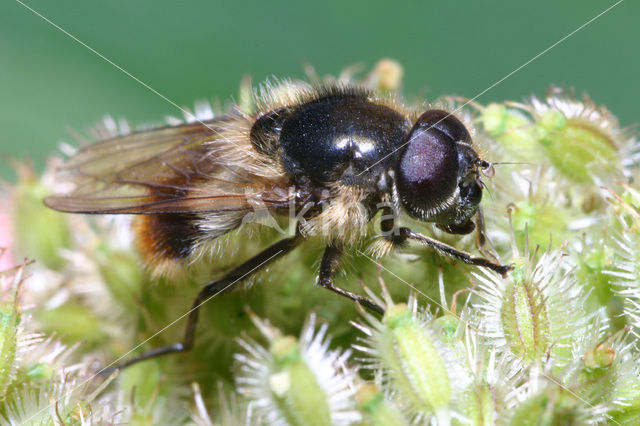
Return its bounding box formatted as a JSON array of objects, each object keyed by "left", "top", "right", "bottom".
[
  {"left": 417, "top": 109, "right": 472, "bottom": 144},
  {"left": 396, "top": 111, "right": 464, "bottom": 218}
]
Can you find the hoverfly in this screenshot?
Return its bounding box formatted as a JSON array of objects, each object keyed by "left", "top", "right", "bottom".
[{"left": 46, "top": 77, "right": 511, "bottom": 372}]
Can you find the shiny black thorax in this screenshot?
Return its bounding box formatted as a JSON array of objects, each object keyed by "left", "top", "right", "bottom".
[
  {"left": 250, "top": 88, "right": 486, "bottom": 232},
  {"left": 252, "top": 91, "right": 410, "bottom": 188},
  {"left": 280, "top": 93, "right": 411, "bottom": 186}
]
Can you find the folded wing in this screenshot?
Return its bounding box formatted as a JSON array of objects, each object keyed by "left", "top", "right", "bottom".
[{"left": 45, "top": 116, "right": 292, "bottom": 214}]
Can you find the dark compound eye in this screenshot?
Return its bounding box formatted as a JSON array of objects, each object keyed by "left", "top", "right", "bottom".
[
  {"left": 395, "top": 110, "right": 471, "bottom": 219},
  {"left": 418, "top": 109, "right": 471, "bottom": 144}
]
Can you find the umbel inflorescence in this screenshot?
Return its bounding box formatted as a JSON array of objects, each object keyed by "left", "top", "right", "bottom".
[{"left": 1, "top": 60, "right": 639, "bottom": 424}]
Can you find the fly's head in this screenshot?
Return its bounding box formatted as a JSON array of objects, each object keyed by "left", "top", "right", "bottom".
[{"left": 393, "top": 109, "right": 490, "bottom": 234}]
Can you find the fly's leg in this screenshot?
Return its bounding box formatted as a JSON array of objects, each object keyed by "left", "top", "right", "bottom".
[
  {"left": 475, "top": 206, "right": 488, "bottom": 249},
  {"left": 318, "top": 244, "right": 385, "bottom": 315},
  {"left": 377, "top": 207, "right": 511, "bottom": 277},
  {"left": 399, "top": 227, "right": 512, "bottom": 277},
  {"left": 99, "top": 232, "right": 303, "bottom": 375},
  {"left": 474, "top": 206, "right": 500, "bottom": 264}
]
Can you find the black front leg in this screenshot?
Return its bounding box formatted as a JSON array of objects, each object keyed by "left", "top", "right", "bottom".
[
  {"left": 399, "top": 227, "right": 512, "bottom": 277},
  {"left": 377, "top": 207, "right": 511, "bottom": 277}
]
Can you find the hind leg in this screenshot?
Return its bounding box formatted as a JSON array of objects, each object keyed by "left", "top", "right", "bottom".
[{"left": 100, "top": 232, "right": 303, "bottom": 374}]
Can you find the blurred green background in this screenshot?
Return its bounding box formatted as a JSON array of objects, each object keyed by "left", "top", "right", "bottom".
[{"left": 1, "top": 0, "right": 638, "bottom": 181}]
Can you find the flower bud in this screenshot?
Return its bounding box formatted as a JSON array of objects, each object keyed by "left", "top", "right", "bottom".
[
  {"left": 0, "top": 297, "right": 19, "bottom": 398},
  {"left": 13, "top": 175, "right": 71, "bottom": 270},
  {"left": 355, "top": 384, "right": 408, "bottom": 426},
  {"left": 480, "top": 103, "right": 540, "bottom": 159},
  {"left": 236, "top": 314, "right": 359, "bottom": 425},
  {"left": 530, "top": 91, "right": 626, "bottom": 183}
]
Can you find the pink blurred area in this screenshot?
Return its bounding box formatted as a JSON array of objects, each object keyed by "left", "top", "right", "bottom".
[{"left": 0, "top": 207, "right": 13, "bottom": 272}]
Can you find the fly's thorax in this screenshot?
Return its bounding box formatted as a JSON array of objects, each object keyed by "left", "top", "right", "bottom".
[{"left": 254, "top": 90, "right": 411, "bottom": 187}]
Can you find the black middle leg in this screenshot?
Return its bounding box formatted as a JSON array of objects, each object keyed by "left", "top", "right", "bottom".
[
  {"left": 318, "top": 244, "right": 385, "bottom": 315},
  {"left": 474, "top": 206, "right": 500, "bottom": 263}
]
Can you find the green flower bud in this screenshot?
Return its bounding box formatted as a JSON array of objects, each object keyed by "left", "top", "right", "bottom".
[
  {"left": 509, "top": 200, "right": 568, "bottom": 252},
  {"left": 434, "top": 315, "right": 460, "bottom": 343},
  {"left": 474, "top": 245, "right": 589, "bottom": 368},
  {"left": 269, "top": 335, "right": 332, "bottom": 426},
  {"left": 24, "top": 362, "right": 54, "bottom": 380},
  {"left": 576, "top": 244, "right": 615, "bottom": 310},
  {"left": 36, "top": 302, "right": 107, "bottom": 348},
  {"left": 120, "top": 360, "right": 164, "bottom": 409},
  {"left": 500, "top": 275, "right": 550, "bottom": 363},
  {"left": 0, "top": 299, "right": 19, "bottom": 398},
  {"left": 537, "top": 111, "right": 618, "bottom": 183},
  {"left": 380, "top": 303, "right": 451, "bottom": 415},
  {"left": 95, "top": 245, "right": 144, "bottom": 312},
  {"left": 356, "top": 384, "right": 408, "bottom": 426},
  {"left": 527, "top": 91, "right": 627, "bottom": 184},
  {"left": 480, "top": 103, "right": 540, "bottom": 159},
  {"left": 610, "top": 396, "right": 640, "bottom": 425},
  {"left": 13, "top": 177, "right": 71, "bottom": 270},
  {"left": 509, "top": 390, "right": 576, "bottom": 426},
  {"left": 583, "top": 345, "right": 615, "bottom": 370},
  {"left": 460, "top": 383, "right": 497, "bottom": 426},
  {"left": 237, "top": 314, "right": 359, "bottom": 425}
]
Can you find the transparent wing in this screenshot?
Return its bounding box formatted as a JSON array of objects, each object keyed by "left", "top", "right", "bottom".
[{"left": 45, "top": 118, "right": 291, "bottom": 214}]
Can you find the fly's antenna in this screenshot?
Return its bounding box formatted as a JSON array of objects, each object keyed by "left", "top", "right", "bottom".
[
  {"left": 477, "top": 160, "right": 495, "bottom": 178},
  {"left": 478, "top": 160, "right": 533, "bottom": 179},
  {"left": 492, "top": 161, "right": 532, "bottom": 166}
]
